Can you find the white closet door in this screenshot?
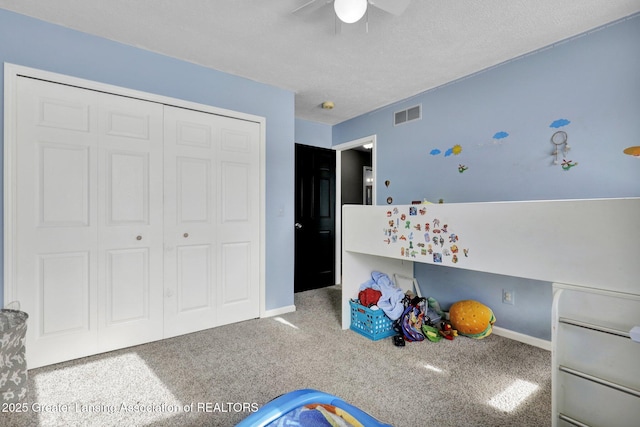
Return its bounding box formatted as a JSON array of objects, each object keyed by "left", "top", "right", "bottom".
[
  {"left": 11, "top": 72, "right": 262, "bottom": 368},
  {"left": 15, "top": 78, "right": 100, "bottom": 368},
  {"left": 163, "top": 106, "right": 260, "bottom": 337},
  {"left": 215, "top": 116, "right": 261, "bottom": 325},
  {"left": 96, "top": 95, "right": 164, "bottom": 352},
  {"left": 14, "top": 78, "right": 164, "bottom": 368}
]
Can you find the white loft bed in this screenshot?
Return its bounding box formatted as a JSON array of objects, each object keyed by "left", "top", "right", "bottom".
[{"left": 341, "top": 198, "right": 640, "bottom": 427}]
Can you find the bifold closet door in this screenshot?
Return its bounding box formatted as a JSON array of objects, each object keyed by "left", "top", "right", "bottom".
[
  {"left": 163, "top": 106, "right": 260, "bottom": 338},
  {"left": 96, "top": 92, "right": 164, "bottom": 353},
  {"left": 13, "top": 75, "right": 261, "bottom": 368},
  {"left": 14, "top": 77, "right": 164, "bottom": 368}
]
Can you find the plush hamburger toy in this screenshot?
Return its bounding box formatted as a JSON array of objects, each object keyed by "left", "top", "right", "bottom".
[{"left": 449, "top": 300, "right": 495, "bottom": 339}]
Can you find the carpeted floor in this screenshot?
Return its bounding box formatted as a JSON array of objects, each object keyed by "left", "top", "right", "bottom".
[{"left": 3, "top": 285, "right": 551, "bottom": 426}]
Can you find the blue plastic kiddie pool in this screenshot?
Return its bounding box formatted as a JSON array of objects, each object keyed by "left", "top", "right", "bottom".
[{"left": 236, "top": 389, "right": 392, "bottom": 426}]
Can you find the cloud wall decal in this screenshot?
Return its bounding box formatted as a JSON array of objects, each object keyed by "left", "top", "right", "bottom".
[{"left": 550, "top": 119, "right": 571, "bottom": 128}]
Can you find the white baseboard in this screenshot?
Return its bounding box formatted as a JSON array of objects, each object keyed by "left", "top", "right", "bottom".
[
  {"left": 492, "top": 326, "right": 552, "bottom": 351},
  {"left": 262, "top": 305, "right": 296, "bottom": 318}
]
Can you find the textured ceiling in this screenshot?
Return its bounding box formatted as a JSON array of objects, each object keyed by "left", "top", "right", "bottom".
[{"left": 1, "top": 0, "right": 639, "bottom": 125}]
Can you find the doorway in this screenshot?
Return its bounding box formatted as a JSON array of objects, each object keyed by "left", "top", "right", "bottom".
[
  {"left": 294, "top": 144, "right": 336, "bottom": 292},
  {"left": 333, "top": 135, "right": 376, "bottom": 285},
  {"left": 293, "top": 136, "right": 376, "bottom": 293}
]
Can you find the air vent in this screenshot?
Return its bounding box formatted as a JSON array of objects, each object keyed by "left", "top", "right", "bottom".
[{"left": 394, "top": 104, "right": 421, "bottom": 126}]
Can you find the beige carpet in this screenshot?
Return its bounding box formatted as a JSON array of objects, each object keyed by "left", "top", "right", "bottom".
[{"left": 3, "top": 285, "right": 551, "bottom": 426}]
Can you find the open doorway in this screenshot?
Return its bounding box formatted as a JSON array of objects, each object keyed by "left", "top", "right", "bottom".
[
  {"left": 294, "top": 144, "right": 336, "bottom": 292},
  {"left": 333, "top": 135, "right": 376, "bottom": 285}
]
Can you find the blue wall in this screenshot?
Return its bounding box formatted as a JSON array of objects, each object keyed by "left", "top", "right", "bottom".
[
  {"left": 0, "top": 9, "right": 296, "bottom": 311},
  {"left": 334, "top": 14, "right": 640, "bottom": 340},
  {"left": 295, "top": 119, "right": 333, "bottom": 149}
]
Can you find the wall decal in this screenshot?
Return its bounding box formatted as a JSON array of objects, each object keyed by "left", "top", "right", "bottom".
[
  {"left": 551, "top": 130, "right": 569, "bottom": 165},
  {"left": 550, "top": 118, "right": 571, "bottom": 128},
  {"left": 458, "top": 164, "right": 468, "bottom": 173},
  {"left": 380, "top": 207, "right": 470, "bottom": 265},
  {"left": 478, "top": 131, "right": 510, "bottom": 147},
  {"left": 549, "top": 119, "right": 576, "bottom": 168},
  {"left": 623, "top": 146, "right": 640, "bottom": 157},
  {"left": 561, "top": 159, "right": 578, "bottom": 171},
  {"left": 431, "top": 144, "right": 462, "bottom": 157}
]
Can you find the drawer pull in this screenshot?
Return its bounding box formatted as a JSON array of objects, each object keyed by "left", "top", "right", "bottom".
[
  {"left": 558, "top": 413, "right": 589, "bottom": 427},
  {"left": 559, "top": 365, "right": 640, "bottom": 398},
  {"left": 559, "top": 317, "right": 630, "bottom": 339},
  {"left": 558, "top": 413, "right": 591, "bottom": 427}
]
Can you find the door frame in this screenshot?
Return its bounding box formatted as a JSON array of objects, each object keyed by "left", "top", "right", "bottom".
[
  {"left": 333, "top": 134, "right": 376, "bottom": 285},
  {"left": 3, "top": 63, "right": 267, "bottom": 317}
]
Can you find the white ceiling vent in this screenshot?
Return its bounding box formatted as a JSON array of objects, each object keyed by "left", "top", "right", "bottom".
[{"left": 394, "top": 104, "right": 421, "bottom": 126}]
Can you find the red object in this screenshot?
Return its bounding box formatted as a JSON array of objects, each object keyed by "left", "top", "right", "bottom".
[{"left": 358, "top": 288, "right": 382, "bottom": 307}]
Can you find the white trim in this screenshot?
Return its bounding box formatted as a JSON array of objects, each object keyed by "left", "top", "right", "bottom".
[
  {"left": 3, "top": 63, "right": 19, "bottom": 307},
  {"left": 332, "top": 135, "right": 376, "bottom": 286},
  {"left": 552, "top": 281, "right": 640, "bottom": 301},
  {"left": 4, "top": 63, "right": 263, "bottom": 123},
  {"left": 3, "top": 62, "right": 267, "bottom": 318},
  {"left": 262, "top": 305, "right": 296, "bottom": 318},
  {"left": 492, "top": 326, "right": 552, "bottom": 351}
]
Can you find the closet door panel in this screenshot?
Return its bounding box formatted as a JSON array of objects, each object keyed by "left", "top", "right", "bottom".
[
  {"left": 176, "top": 245, "right": 212, "bottom": 311},
  {"left": 39, "top": 252, "right": 90, "bottom": 335},
  {"left": 106, "top": 151, "right": 149, "bottom": 224},
  {"left": 177, "top": 157, "right": 211, "bottom": 223},
  {"left": 97, "top": 95, "right": 164, "bottom": 352},
  {"left": 15, "top": 78, "right": 100, "bottom": 368},
  {"left": 216, "top": 119, "right": 260, "bottom": 324},
  {"left": 105, "top": 248, "right": 149, "bottom": 323},
  {"left": 163, "top": 106, "right": 218, "bottom": 337},
  {"left": 39, "top": 143, "right": 90, "bottom": 226},
  {"left": 164, "top": 106, "right": 260, "bottom": 335},
  {"left": 221, "top": 242, "right": 251, "bottom": 303}
]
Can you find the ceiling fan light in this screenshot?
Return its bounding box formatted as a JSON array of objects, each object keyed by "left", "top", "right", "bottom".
[{"left": 334, "top": 0, "right": 367, "bottom": 24}]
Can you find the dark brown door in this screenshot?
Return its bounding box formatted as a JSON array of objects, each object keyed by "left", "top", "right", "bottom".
[{"left": 294, "top": 144, "right": 336, "bottom": 292}]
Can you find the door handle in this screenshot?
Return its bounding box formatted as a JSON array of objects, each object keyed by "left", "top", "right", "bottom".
[{"left": 295, "top": 222, "right": 303, "bottom": 229}]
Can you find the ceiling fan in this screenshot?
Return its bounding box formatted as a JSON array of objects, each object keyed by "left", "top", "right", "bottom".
[{"left": 293, "top": 0, "right": 411, "bottom": 28}]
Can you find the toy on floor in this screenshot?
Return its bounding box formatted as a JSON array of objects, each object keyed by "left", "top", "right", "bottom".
[
  {"left": 236, "top": 389, "right": 392, "bottom": 427},
  {"left": 421, "top": 323, "right": 443, "bottom": 342},
  {"left": 448, "top": 300, "right": 496, "bottom": 339},
  {"left": 438, "top": 321, "right": 458, "bottom": 340}
]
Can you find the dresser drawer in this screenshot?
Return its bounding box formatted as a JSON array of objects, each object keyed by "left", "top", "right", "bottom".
[
  {"left": 556, "top": 321, "right": 640, "bottom": 391},
  {"left": 554, "top": 287, "right": 640, "bottom": 335},
  {"left": 557, "top": 370, "right": 640, "bottom": 427}
]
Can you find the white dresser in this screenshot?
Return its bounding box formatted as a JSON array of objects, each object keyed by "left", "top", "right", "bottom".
[{"left": 552, "top": 283, "right": 640, "bottom": 427}]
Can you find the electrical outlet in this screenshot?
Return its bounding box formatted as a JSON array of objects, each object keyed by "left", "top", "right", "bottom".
[{"left": 502, "top": 289, "right": 515, "bottom": 305}]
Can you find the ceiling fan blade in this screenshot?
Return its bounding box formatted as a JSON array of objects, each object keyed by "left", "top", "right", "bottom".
[
  {"left": 368, "top": 0, "right": 410, "bottom": 16},
  {"left": 292, "top": 0, "right": 333, "bottom": 16}
]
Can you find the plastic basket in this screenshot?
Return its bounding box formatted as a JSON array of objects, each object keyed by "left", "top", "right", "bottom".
[{"left": 349, "top": 300, "right": 395, "bottom": 341}]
